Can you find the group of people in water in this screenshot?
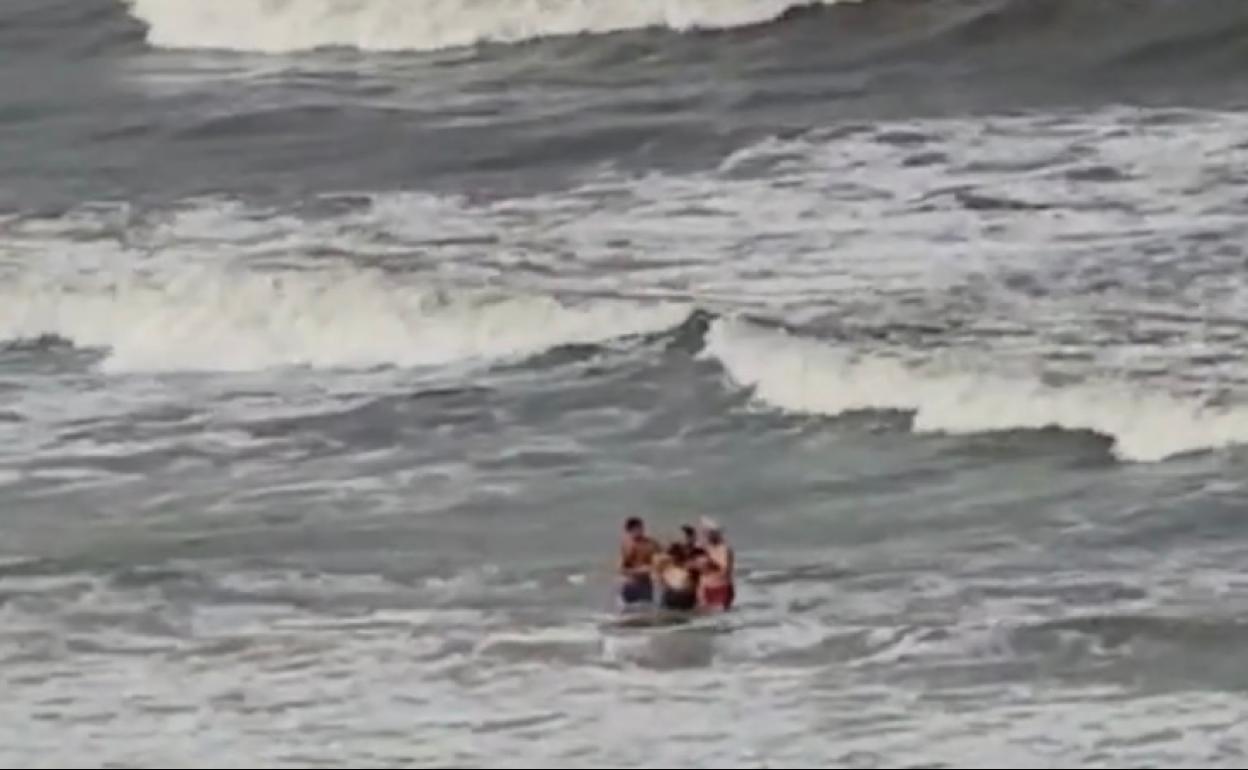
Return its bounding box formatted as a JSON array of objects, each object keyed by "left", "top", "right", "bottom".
[{"left": 617, "top": 515, "right": 735, "bottom": 613}]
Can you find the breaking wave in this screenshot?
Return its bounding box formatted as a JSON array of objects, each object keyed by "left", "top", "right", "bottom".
[
  {"left": 0, "top": 266, "right": 690, "bottom": 374},
  {"left": 704, "top": 319, "right": 1248, "bottom": 463},
  {"left": 119, "top": 0, "right": 851, "bottom": 53}
]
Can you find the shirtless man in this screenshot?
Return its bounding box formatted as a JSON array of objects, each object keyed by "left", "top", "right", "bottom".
[
  {"left": 618, "top": 516, "right": 660, "bottom": 606},
  {"left": 655, "top": 542, "right": 699, "bottom": 612},
  {"left": 697, "top": 517, "right": 735, "bottom": 611}
]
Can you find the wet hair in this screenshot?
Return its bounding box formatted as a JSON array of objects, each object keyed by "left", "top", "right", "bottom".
[
  {"left": 666, "top": 542, "right": 688, "bottom": 563},
  {"left": 624, "top": 516, "right": 644, "bottom": 532},
  {"left": 680, "top": 524, "right": 696, "bottom": 541}
]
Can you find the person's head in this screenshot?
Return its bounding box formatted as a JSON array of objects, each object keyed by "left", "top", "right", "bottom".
[
  {"left": 700, "top": 516, "right": 724, "bottom": 544},
  {"left": 666, "top": 542, "right": 688, "bottom": 564},
  {"left": 680, "top": 524, "right": 697, "bottom": 546},
  {"left": 624, "top": 516, "right": 645, "bottom": 539}
]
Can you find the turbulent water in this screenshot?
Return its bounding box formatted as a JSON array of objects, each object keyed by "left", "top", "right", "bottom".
[{"left": 6, "top": 0, "right": 1248, "bottom": 766}]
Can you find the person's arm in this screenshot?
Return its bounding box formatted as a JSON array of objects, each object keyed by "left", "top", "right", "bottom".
[
  {"left": 636, "top": 541, "right": 662, "bottom": 577},
  {"left": 651, "top": 553, "right": 668, "bottom": 584}
]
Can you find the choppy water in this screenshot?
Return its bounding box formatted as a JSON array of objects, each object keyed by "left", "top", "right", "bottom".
[{"left": 5, "top": 0, "right": 1248, "bottom": 766}]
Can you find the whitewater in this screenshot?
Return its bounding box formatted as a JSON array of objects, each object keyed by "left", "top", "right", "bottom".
[
  {"left": 705, "top": 318, "right": 1248, "bottom": 463},
  {"left": 120, "top": 0, "right": 854, "bottom": 52},
  {"left": 5, "top": 0, "right": 1248, "bottom": 766}
]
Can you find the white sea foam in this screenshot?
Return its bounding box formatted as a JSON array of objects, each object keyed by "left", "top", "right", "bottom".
[
  {"left": 0, "top": 266, "right": 689, "bottom": 374},
  {"left": 5, "top": 108, "right": 1247, "bottom": 426},
  {"left": 704, "top": 318, "right": 1248, "bottom": 463},
  {"left": 120, "top": 0, "right": 853, "bottom": 53}
]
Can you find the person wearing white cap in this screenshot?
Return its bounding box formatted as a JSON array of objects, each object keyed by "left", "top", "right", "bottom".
[{"left": 697, "top": 516, "right": 735, "bottom": 610}]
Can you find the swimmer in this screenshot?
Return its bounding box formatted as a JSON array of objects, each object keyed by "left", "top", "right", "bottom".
[
  {"left": 698, "top": 517, "right": 735, "bottom": 611},
  {"left": 680, "top": 524, "right": 707, "bottom": 561},
  {"left": 655, "top": 542, "right": 700, "bottom": 612},
  {"left": 618, "top": 516, "right": 660, "bottom": 606}
]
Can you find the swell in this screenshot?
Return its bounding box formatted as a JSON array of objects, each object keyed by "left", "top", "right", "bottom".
[
  {"left": 0, "top": 0, "right": 1241, "bottom": 111},
  {"left": 3, "top": 0, "right": 1243, "bottom": 215},
  {"left": 7, "top": 247, "right": 1248, "bottom": 466},
  {"left": 920, "top": 0, "right": 1248, "bottom": 88},
  {"left": 0, "top": 0, "right": 144, "bottom": 60},
  {"left": 109, "top": 0, "right": 1248, "bottom": 93},
  {"left": 118, "top": 0, "right": 853, "bottom": 54}
]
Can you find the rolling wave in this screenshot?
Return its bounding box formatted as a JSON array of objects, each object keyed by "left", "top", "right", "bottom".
[
  {"left": 704, "top": 318, "right": 1248, "bottom": 463},
  {"left": 118, "top": 0, "right": 850, "bottom": 53},
  {"left": 0, "top": 266, "right": 690, "bottom": 373},
  {"left": 110, "top": 0, "right": 1248, "bottom": 102}
]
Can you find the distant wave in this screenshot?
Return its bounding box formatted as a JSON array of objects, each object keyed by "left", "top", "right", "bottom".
[
  {"left": 704, "top": 319, "right": 1248, "bottom": 464},
  {"left": 112, "top": 0, "right": 1248, "bottom": 103},
  {"left": 0, "top": 266, "right": 690, "bottom": 373},
  {"left": 118, "top": 0, "right": 852, "bottom": 53}
]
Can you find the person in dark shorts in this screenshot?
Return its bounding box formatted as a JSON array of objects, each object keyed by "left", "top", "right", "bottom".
[
  {"left": 656, "top": 542, "right": 700, "bottom": 612},
  {"left": 618, "top": 516, "right": 660, "bottom": 606}
]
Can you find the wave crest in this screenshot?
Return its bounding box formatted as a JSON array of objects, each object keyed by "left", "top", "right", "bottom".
[
  {"left": 704, "top": 319, "right": 1248, "bottom": 463},
  {"left": 0, "top": 266, "right": 690, "bottom": 373},
  {"left": 119, "top": 0, "right": 850, "bottom": 53}
]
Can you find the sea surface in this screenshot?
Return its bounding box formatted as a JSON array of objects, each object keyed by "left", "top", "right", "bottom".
[{"left": 5, "top": 0, "right": 1248, "bottom": 766}]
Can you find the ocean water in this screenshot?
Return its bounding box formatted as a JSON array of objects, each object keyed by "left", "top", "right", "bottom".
[{"left": 5, "top": 0, "right": 1248, "bottom": 766}]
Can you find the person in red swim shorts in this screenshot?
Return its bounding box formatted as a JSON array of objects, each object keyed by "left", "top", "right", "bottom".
[{"left": 696, "top": 517, "right": 735, "bottom": 611}]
